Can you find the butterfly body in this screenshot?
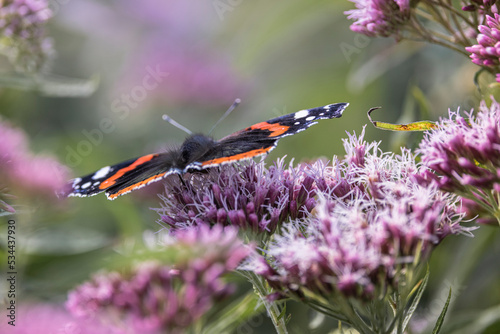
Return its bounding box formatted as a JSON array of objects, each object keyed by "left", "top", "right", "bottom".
[{"left": 66, "top": 102, "right": 348, "bottom": 200}]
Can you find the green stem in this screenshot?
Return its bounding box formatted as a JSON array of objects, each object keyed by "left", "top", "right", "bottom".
[
  {"left": 333, "top": 297, "right": 376, "bottom": 334},
  {"left": 246, "top": 272, "right": 289, "bottom": 334},
  {"left": 433, "top": 0, "right": 476, "bottom": 28},
  {"left": 410, "top": 3, "right": 474, "bottom": 53},
  {"left": 407, "top": 15, "right": 469, "bottom": 56}
]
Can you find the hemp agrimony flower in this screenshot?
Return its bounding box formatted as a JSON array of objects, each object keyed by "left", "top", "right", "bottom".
[
  {"left": 67, "top": 225, "right": 252, "bottom": 333},
  {"left": 418, "top": 100, "right": 500, "bottom": 225},
  {"left": 244, "top": 130, "right": 468, "bottom": 331},
  {"left": 345, "top": 0, "right": 411, "bottom": 38},
  {"left": 465, "top": 14, "right": 500, "bottom": 80},
  {"left": 155, "top": 159, "right": 318, "bottom": 235}
]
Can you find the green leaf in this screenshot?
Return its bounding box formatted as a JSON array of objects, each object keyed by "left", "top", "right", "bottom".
[
  {"left": 368, "top": 107, "right": 437, "bottom": 132},
  {"left": 444, "top": 304, "right": 500, "bottom": 334},
  {"left": 402, "top": 266, "right": 430, "bottom": 332},
  {"left": 203, "top": 292, "right": 263, "bottom": 334},
  {"left": 431, "top": 287, "right": 452, "bottom": 334}
]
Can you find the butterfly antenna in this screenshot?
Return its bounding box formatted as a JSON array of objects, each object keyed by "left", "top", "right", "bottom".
[
  {"left": 162, "top": 114, "right": 193, "bottom": 135},
  {"left": 209, "top": 98, "right": 241, "bottom": 135}
]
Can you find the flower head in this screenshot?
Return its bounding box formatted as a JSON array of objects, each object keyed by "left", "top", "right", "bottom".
[
  {"left": 155, "top": 159, "right": 319, "bottom": 234},
  {"left": 418, "top": 100, "right": 500, "bottom": 225},
  {"left": 245, "top": 129, "right": 467, "bottom": 304},
  {"left": 465, "top": 13, "right": 500, "bottom": 79},
  {"left": 0, "top": 0, "right": 53, "bottom": 72},
  {"left": 67, "top": 225, "right": 252, "bottom": 333},
  {"left": 345, "top": 0, "right": 411, "bottom": 38}
]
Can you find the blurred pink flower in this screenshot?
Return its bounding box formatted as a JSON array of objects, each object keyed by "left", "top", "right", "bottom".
[
  {"left": 121, "top": 41, "right": 244, "bottom": 106},
  {"left": 0, "top": 120, "right": 69, "bottom": 205},
  {"left": 67, "top": 225, "right": 253, "bottom": 333},
  {"left": 58, "top": 1, "right": 245, "bottom": 106},
  {"left": 0, "top": 303, "right": 126, "bottom": 334}
]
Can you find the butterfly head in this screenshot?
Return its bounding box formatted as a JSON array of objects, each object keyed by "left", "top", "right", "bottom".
[{"left": 179, "top": 134, "right": 216, "bottom": 165}]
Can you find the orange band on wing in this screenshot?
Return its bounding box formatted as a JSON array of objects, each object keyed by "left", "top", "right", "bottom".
[
  {"left": 250, "top": 122, "right": 289, "bottom": 137},
  {"left": 99, "top": 154, "right": 157, "bottom": 189},
  {"left": 201, "top": 147, "right": 272, "bottom": 167},
  {"left": 107, "top": 172, "right": 167, "bottom": 199}
]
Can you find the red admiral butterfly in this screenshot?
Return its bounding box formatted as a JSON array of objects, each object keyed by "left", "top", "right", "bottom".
[{"left": 66, "top": 102, "right": 348, "bottom": 200}]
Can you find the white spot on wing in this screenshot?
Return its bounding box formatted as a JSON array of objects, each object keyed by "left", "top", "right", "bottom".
[
  {"left": 81, "top": 182, "right": 92, "bottom": 189},
  {"left": 294, "top": 109, "right": 309, "bottom": 119},
  {"left": 92, "top": 166, "right": 111, "bottom": 180},
  {"left": 305, "top": 116, "right": 315, "bottom": 121},
  {"left": 294, "top": 121, "right": 301, "bottom": 125}
]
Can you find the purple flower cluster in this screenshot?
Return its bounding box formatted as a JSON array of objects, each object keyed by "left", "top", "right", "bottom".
[
  {"left": 0, "top": 120, "right": 69, "bottom": 211},
  {"left": 345, "top": 0, "right": 411, "bottom": 38},
  {"left": 67, "top": 225, "right": 253, "bottom": 333},
  {"left": 245, "top": 130, "right": 466, "bottom": 302},
  {"left": 155, "top": 159, "right": 318, "bottom": 234},
  {"left": 465, "top": 13, "right": 500, "bottom": 79},
  {"left": 0, "top": 0, "right": 53, "bottom": 72},
  {"left": 418, "top": 100, "right": 500, "bottom": 225}
]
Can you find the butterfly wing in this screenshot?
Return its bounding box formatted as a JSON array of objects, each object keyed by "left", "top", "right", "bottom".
[
  {"left": 186, "top": 102, "right": 349, "bottom": 170},
  {"left": 67, "top": 103, "right": 348, "bottom": 199},
  {"left": 67, "top": 152, "right": 180, "bottom": 200}
]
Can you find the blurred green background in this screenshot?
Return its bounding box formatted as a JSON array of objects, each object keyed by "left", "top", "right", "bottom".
[{"left": 1, "top": 0, "right": 499, "bottom": 333}]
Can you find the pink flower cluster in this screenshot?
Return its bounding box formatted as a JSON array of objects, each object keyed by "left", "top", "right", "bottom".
[
  {"left": 466, "top": 14, "right": 500, "bottom": 80},
  {"left": 156, "top": 158, "right": 319, "bottom": 234},
  {"left": 0, "top": 120, "right": 69, "bottom": 209},
  {"left": 418, "top": 100, "right": 500, "bottom": 225},
  {"left": 345, "top": 0, "right": 411, "bottom": 38},
  {"left": 67, "top": 225, "right": 253, "bottom": 333},
  {"left": 244, "top": 129, "right": 467, "bottom": 302}
]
